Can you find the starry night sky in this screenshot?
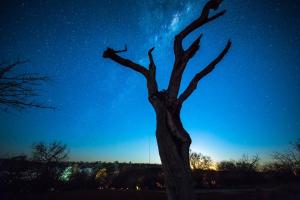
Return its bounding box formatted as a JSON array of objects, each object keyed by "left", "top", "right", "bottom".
[{"left": 0, "top": 0, "right": 299, "bottom": 163}]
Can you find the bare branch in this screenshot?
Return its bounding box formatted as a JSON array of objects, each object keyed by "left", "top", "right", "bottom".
[
  {"left": 168, "top": 0, "right": 227, "bottom": 101},
  {"left": 185, "top": 34, "right": 203, "bottom": 60},
  {"left": 0, "top": 61, "right": 53, "bottom": 111},
  {"left": 0, "top": 98, "right": 54, "bottom": 110},
  {"left": 147, "top": 47, "right": 158, "bottom": 96},
  {"left": 174, "top": 0, "right": 225, "bottom": 54},
  {"left": 0, "top": 60, "right": 28, "bottom": 78},
  {"left": 178, "top": 40, "right": 231, "bottom": 103},
  {"left": 1, "top": 75, "right": 50, "bottom": 81},
  {"left": 103, "top": 46, "right": 160, "bottom": 102},
  {"left": 112, "top": 44, "right": 127, "bottom": 53},
  {"left": 148, "top": 47, "right": 155, "bottom": 72},
  {"left": 103, "top": 47, "right": 149, "bottom": 78}
]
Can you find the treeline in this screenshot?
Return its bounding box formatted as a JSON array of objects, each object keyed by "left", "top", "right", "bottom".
[
  {"left": 0, "top": 141, "right": 164, "bottom": 194},
  {"left": 0, "top": 140, "right": 299, "bottom": 194},
  {"left": 0, "top": 156, "right": 163, "bottom": 194},
  {"left": 190, "top": 139, "right": 300, "bottom": 188}
]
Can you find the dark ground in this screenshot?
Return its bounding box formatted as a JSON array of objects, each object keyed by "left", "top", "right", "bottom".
[{"left": 3, "top": 184, "right": 300, "bottom": 200}]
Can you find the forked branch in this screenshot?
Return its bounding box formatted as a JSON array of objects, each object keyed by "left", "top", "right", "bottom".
[
  {"left": 102, "top": 46, "right": 159, "bottom": 98},
  {"left": 178, "top": 40, "right": 231, "bottom": 103},
  {"left": 103, "top": 0, "right": 231, "bottom": 106},
  {"left": 176, "top": 0, "right": 225, "bottom": 48},
  {"left": 168, "top": 0, "right": 227, "bottom": 100}
]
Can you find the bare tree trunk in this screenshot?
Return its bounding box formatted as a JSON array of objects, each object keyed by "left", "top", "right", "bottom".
[
  {"left": 102, "top": 1, "right": 232, "bottom": 200},
  {"left": 156, "top": 115, "right": 193, "bottom": 200},
  {"left": 151, "top": 93, "right": 194, "bottom": 200}
]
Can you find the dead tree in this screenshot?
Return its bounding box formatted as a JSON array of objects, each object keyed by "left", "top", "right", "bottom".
[
  {"left": 102, "top": 0, "right": 231, "bottom": 199},
  {"left": 0, "top": 60, "right": 53, "bottom": 111}
]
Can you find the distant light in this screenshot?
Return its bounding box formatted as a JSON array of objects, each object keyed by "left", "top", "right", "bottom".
[
  {"left": 59, "top": 166, "right": 73, "bottom": 182},
  {"left": 95, "top": 168, "right": 107, "bottom": 181}
]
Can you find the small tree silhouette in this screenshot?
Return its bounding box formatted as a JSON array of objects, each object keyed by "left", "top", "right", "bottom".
[
  {"left": 272, "top": 139, "right": 300, "bottom": 176},
  {"left": 217, "top": 155, "right": 259, "bottom": 172},
  {"left": 102, "top": 0, "right": 231, "bottom": 199},
  {"left": 32, "top": 141, "right": 68, "bottom": 163},
  {"left": 31, "top": 141, "right": 68, "bottom": 191},
  {"left": 190, "top": 152, "right": 213, "bottom": 170}
]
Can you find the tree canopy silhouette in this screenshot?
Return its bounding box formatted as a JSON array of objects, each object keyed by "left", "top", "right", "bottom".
[
  {"left": 190, "top": 152, "right": 213, "bottom": 170},
  {"left": 0, "top": 60, "right": 52, "bottom": 111},
  {"left": 102, "top": 0, "right": 231, "bottom": 199},
  {"left": 272, "top": 139, "right": 300, "bottom": 175},
  {"left": 32, "top": 141, "right": 68, "bottom": 163},
  {"left": 217, "top": 155, "right": 259, "bottom": 172}
]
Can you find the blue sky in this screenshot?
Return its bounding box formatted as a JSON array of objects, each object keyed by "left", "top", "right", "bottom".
[{"left": 0, "top": 0, "right": 299, "bottom": 163}]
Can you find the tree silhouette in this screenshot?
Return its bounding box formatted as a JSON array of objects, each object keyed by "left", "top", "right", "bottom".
[
  {"left": 32, "top": 141, "right": 68, "bottom": 163},
  {"left": 272, "top": 139, "right": 300, "bottom": 176},
  {"left": 190, "top": 152, "right": 213, "bottom": 170},
  {"left": 31, "top": 141, "right": 68, "bottom": 191},
  {"left": 217, "top": 155, "right": 259, "bottom": 172},
  {"left": 102, "top": 0, "right": 231, "bottom": 199},
  {"left": 0, "top": 60, "right": 52, "bottom": 111}
]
